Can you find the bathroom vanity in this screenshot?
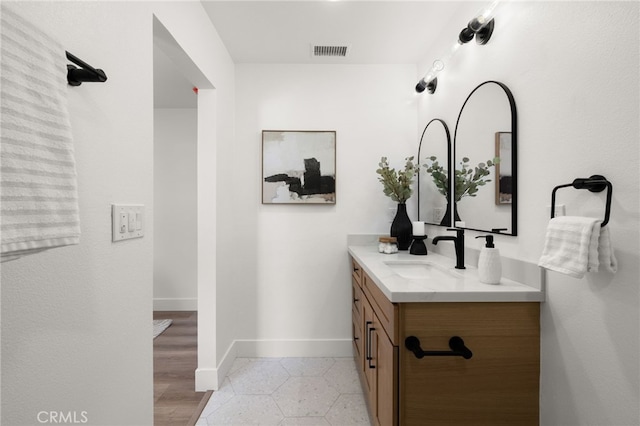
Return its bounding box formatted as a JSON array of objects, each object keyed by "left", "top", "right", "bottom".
[{"left": 349, "top": 244, "right": 543, "bottom": 426}]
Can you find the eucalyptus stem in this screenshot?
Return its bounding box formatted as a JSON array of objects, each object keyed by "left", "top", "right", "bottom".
[
  {"left": 376, "top": 156, "right": 416, "bottom": 203},
  {"left": 422, "top": 155, "right": 500, "bottom": 202}
]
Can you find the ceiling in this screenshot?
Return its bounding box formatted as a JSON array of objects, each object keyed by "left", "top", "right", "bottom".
[
  {"left": 201, "top": 1, "right": 472, "bottom": 64},
  {"left": 154, "top": 1, "right": 478, "bottom": 108}
]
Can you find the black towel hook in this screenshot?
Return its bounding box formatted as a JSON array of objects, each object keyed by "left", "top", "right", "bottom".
[
  {"left": 551, "top": 175, "right": 613, "bottom": 226},
  {"left": 66, "top": 51, "right": 107, "bottom": 86}
]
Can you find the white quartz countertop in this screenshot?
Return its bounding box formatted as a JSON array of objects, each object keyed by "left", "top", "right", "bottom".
[{"left": 348, "top": 245, "right": 544, "bottom": 303}]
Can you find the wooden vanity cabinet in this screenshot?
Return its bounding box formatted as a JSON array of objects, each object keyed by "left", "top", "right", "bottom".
[
  {"left": 350, "top": 257, "right": 540, "bottom": 426},
  {"left": 352, "top": 258, "right": 398, "bottom": 426}
]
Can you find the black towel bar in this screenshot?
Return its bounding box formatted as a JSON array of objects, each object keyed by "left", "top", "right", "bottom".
[
  {"left": 550, "top": 175, "right": 612, "bottom": 226},
  {"left": 405, "top": 335, "right": 473, "bottom": 360},
  {"left": 66, "top": 51, "right": 107, "bottom": 86}
]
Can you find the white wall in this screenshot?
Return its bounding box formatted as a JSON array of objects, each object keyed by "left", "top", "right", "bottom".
[
  {"left": 153, "top": 108, "right": 197, "bottom": 311},
  {"left": 417, "top": 2, "right": 639, "bottom": 425},
  {"left": 0, "top": 1, "right": 234, "bottom": 424},
  {"left": 3, "top": 2, "right": 637, "bottom": 424},
  {"left": 229, "top": 64, "right": 417, "bottom": 357},
  {"left": 1, "top": 3, "right": 154, "bottom": 424}
]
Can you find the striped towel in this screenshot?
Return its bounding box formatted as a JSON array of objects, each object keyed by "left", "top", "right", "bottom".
[
  {"left": 538, "top": 216, "right": 617, "bottom": 278},
  {"left": 1, "top": 5, "right": 80, "bottom": 262}
]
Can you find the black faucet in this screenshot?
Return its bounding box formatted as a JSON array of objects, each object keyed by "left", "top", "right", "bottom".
[{"left": 432, "top": 228, "right": 465, "bottom": 269}]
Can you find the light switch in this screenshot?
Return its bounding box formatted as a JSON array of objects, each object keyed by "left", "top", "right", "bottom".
[
  {"left": 112, "top": 204, "right": 144, "bottom": 242},
  {"left": 128, "top": 211, "right": 135, "bottom": 232},
  {"left": 548, "top": 204, "right": 566, "bottom": 217},
  {"left": 433, "top": 207, "right": 444, "bottom": 223},
  {"left": 119, "top": 213, "right": 127, "bottom": 233}
]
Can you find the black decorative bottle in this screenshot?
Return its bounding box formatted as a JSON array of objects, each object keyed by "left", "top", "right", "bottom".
[{"left": 391, "top": 203, "right": 413, "bottom": 250}]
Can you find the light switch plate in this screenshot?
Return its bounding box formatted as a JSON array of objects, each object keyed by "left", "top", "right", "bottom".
[
  {"left": 548, "top": 204, "right": 566, "bottom": 217},
  {"left": 387, "top": 207, "right": 396, "bottom": 223},
  {"left": 433, "top": 207, "right": 444, "bottom": 223},
  {"left": 112, "top": 204, "right": 144, "bottom": 241}
]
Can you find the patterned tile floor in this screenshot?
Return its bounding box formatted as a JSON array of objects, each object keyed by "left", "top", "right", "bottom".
[{"left": 196, "top": 357, "right": 372, "bottom": 425}]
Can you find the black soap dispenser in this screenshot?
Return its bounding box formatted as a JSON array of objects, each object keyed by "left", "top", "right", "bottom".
[{"left": 475, "top": 235, "right": 502, "bottom": 285}]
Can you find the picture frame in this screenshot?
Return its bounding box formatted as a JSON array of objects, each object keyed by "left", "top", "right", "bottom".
[
  {"left": 262, "top": 130, "right": 336, "bottom": 204},
  {"left": 495, "top": 132, "right": 513, "bottom": 205}
]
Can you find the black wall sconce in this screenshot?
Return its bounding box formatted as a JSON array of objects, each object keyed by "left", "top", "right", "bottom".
[
  {"left": 415, "top": 1, "right": 499, "bottom": 94},
  {"left": 458, "top": 1, "right": 498, "bottom": 45},
  {"left": 415, "top": 77, "right": 436, "bottom": 94},
  {"left": 415, "top": 42, "right": 459, "bottom": 94},
  {"left": 415, "top": 60, "right": 444, "bottom": 94}
]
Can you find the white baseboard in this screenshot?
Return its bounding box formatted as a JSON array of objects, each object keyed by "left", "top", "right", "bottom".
[
  {"left": 200, "top": 338, "right": 354, "bottom": 391},
  {"left": 195, "top": 342, "right": 238, "bottom": 392},
  {"left": 215, "top": 340, "right": 239, "bottom": 387},
  {"left": 153, "top": 297, "right": 197, "bottom": 311},
  {"left": 195, "top": 367, "right": 220, "bottom": 392},
  {"left": 233, "top": 339, "right": 353, "bottom": 358}
]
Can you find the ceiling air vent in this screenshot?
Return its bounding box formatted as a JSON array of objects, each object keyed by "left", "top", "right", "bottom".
[{"left": 312, "top": 45, "right": 350, "bottom": 58}]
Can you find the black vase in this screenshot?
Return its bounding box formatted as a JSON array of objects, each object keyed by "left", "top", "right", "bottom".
[
  {"left": 440, "top": 202, "right": 461, "bottom": 227},
  {"left": 391, "top": 203, "right": 413, "bottom": 250}
]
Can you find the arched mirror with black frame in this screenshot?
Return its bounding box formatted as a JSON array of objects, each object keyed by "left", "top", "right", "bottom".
[
  {"left": 417, "top": 118, "right": 452, "bottom": 226},
  {"left": 453, "top": 80, "right": 517, "bottom": 235}
]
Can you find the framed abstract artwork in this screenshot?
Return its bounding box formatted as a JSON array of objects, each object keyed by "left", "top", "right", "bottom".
[{"left": 262, "top": 130, "right": 336, "bottom": 204}]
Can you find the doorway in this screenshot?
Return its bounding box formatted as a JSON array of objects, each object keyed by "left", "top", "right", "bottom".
[
  {"left": 153, "top": 41, "right": 198, "bottom": 311},
  {"left": 152, "top": 15, "right": 217, "bottom": 423}
]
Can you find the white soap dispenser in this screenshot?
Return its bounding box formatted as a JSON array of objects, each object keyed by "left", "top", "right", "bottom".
[{"left": 475, "top": 235, "right": 502, "bottom": 285}]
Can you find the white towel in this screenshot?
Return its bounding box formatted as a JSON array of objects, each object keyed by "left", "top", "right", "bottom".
[
  {"left": 538, "top": 216, "right": 616, "bottom": 278},
  {"left": 1, "top": 5, "right": 80, "bottom": 262},
  {"left": 597, "top": 226, "right": 618, "bottom": 274}
]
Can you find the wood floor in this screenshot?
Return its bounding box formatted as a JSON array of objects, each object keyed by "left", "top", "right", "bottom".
[{"left": 153, "top": 311, "right": 212, "bottom": 426}]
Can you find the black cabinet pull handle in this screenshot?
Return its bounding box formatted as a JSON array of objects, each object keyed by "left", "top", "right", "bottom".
[
  {"left": 367, "top": 325, "right": 376, "bottom": 369},
  {"left": 405, "top": 335, "right": 473, "bottom": 360},
  {"left": 365, "top": 320, "right": 377, "bottom": 368}
]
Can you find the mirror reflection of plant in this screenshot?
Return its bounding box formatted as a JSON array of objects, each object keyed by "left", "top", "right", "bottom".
[
  {"left": 376, "top": 156, "right": 416, "bottom": 203},
  {"left": 422, "top": 156, "right": 448, "bottom": 199},
  {"left": 455, "top": 156, "right": 499, "bottom": 202},
  {"left": 423, "top": 156, "right": 499, "bottom": 202}
]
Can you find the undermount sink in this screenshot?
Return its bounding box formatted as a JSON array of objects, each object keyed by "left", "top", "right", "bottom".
[{"left": 383, "top": 260, "right": 462, "bottom": 280}]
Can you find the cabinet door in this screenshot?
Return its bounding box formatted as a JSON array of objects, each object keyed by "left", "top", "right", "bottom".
[
  {"left": 352, "top": 282, "right": 363, "bottom": 363},
  {"left": 362, "top": 298, "right": 377, "bottom": 411},
  {"left": 352, "top": 313, "right": 362, "bottom": 361},
  {"left": 373, "top": 325, "right": 397, "bottom": 426},
  {"left": 352, "top": 281, "right": 363, "bottom": 319},
  {"left": 399, "top": 302, "right": 539, "bottom": 426}
]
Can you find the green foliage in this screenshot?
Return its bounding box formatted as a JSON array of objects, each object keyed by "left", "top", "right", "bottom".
[
  {"left": 376, "top": 156, "right": 416, "bottom": 203},
  {"left": 422, "top": 155, "right": 448, "bottom": 199},
  {"left": 422, "top": 155, "right": 500, "bottom": 202}
]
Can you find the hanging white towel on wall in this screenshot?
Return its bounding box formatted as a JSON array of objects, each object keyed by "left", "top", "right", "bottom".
[
  {"left": 596, "top": 225, "right": 618, "bottom": 274},
  {"left": 538, "top": 216, "right": 617, "bottom": 278},
  {"left": 1, "top": 5, "right": 80, "bottom": 262}
]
